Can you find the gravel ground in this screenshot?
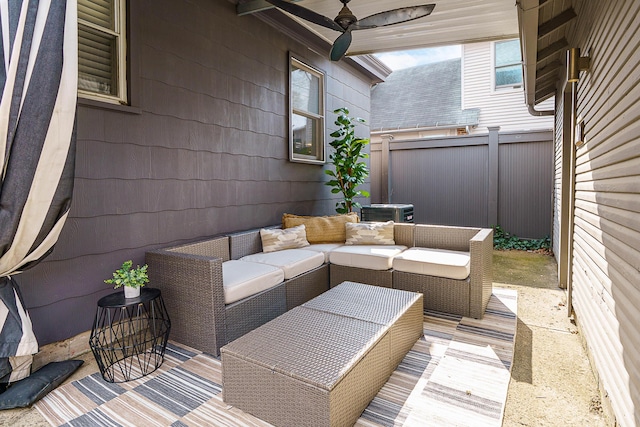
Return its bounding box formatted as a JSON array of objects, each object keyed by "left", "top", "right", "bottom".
[{"left": 496, "top": 250, "right": 613, "bottom": 427}]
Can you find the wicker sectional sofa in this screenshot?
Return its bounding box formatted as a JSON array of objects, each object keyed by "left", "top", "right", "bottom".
[{"left": 146, "top": 221, "right": 493, "bottom": 357}]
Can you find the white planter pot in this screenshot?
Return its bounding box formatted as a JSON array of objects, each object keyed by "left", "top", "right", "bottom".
[{"left": 124, "top": 286, "right": 140, "bottom": 299}]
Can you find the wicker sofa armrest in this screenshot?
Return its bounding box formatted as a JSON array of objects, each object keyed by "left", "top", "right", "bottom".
[
  {"left": 413, "top": 224, "right": 480, "bottom": 252},
  {"left": 228, "top": 226, "right": 280, "bottom": 259},
  {"left": 146, "top": 241, "right": 227, "bottom": 356},
  {"left": 469, "top": 227, "right": 494, "bottom": 319},
  {"left": 393, "top": 223, "right": 415, "bottom": 247},
  {"left": 164, "top": 235, "right": 230, "bottom": 260}
]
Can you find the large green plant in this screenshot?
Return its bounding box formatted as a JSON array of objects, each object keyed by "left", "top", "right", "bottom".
[{"left": 325, "top": 108, "right": 370, "bottom": 214}]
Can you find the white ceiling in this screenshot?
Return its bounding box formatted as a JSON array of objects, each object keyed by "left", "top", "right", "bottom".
[{"left": 257, "top": 0, "right": 520, "bottom": 56}]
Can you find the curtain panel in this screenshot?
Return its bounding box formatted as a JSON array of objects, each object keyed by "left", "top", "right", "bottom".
[{"left": 0, "top": 0, "right": 77, "bottom": 384}]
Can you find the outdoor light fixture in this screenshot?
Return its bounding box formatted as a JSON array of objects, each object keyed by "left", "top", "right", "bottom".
[{"left": 567, "top": 47, "right": 590, "bottom": 82}]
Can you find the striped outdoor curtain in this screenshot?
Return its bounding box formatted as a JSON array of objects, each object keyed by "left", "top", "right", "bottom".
[{"left": 0, "top": 0, "right": 77, "bottom": 384}]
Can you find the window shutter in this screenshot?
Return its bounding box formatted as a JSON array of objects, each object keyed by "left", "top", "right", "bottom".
[
  {"left": 78, "top": 26, "right": 116, "bottom": 95},
  {"left": 78, "top": 0, "right": 114, "bottom": 29},
  {"left": 78, "top": 0, "right": 123, "bottom": 99}
]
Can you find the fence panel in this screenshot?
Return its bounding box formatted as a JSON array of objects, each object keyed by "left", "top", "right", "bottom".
[
  {"left": 498, "top": 136, "right": 554, "bottom": 239},
  {"left": 370, "top": 129, "right": 553, "bottom": 239}
]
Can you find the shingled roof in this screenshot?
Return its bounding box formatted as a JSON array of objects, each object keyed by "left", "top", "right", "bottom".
[{"left": 370, "top": 58, "right": 479, "bottom": 132}]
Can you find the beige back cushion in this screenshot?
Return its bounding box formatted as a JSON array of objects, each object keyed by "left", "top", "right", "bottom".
[
  {"left": 282, "top": 213, "right": 359, "bottom": 244},
  {"left": 345, "top": 221, "right": 396, "bottom": 245},
  {"left": 260, "top": 225, "right": 310, "bottom": 253}
]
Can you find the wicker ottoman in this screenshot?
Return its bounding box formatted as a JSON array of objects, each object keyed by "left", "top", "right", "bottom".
[
  {"left": 303, "top": 281, "right": 423, "bottom": 370},
  {"left": 221, "top": 282, "right": 423, "bottom": 427}
]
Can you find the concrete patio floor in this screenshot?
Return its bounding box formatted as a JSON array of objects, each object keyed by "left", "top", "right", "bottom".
[
  {"left": 1, "top": 250, "right": 613, "bottom": 426},
  {"left": 496, "top": 250, "right": 611, "bottom": 427}
]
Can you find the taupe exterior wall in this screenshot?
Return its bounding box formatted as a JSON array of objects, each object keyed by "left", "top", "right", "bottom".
[
  {"left": 557, "top": 0, "right": 640, "bottom": 424},
  {"left": 371, "top": 129, "right": 553, "bottom": 238},
  {"left": 16, "top": 0, "right": 373, "bottom": 345}
]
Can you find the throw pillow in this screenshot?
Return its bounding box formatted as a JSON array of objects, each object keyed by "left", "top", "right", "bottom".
[
  {"left": 260, "top": 225, "right": 310, "bottom": 253},
  {"left": 0, "top": 360, "right": 83, "bottom": 409},
  {"left": 345, "top": 221, "right": 396, "bottom": 245},
  {"left": 282, "top": 213, "right": 359, "bottom": 244}
]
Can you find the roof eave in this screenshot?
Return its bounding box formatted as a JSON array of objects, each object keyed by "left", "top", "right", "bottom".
[
  {"left": 251, "top": 8, "right": 391, "bottom": 82},
  {"left": 518, "top": 0, "right": 540, "bottom": 109}
]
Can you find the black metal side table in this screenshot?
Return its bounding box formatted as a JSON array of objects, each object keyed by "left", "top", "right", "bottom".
[{"left": 89, "top": 288, "right": 171, "bottom": 383}]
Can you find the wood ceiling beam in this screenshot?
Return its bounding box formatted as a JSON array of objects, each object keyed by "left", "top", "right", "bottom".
[
  {"left": 536, "top": 73, "right": 557, "bottom": 90},
  {"left": 536, "top": 89, "right": 556, "bottom": 104},
  {"left": 237, "top": 0, "right": 303, "bottom": 16},
  {"left": 536, "top": 60, "right": 561, "bottom": 81},
  {"left": 535, "top": 79, "right": 557, "bottom": 101},
  {"left": 537, "top": 38, "right": 568, "bottom": 62},
  {"left": 538, "top": 8, "right": 577, "bottom": 38},
  {"left": 237, "top": 0, "right": 272, "bottom": 16}
]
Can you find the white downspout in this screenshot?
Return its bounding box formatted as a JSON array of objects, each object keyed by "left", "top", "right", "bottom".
[
  {"left": 518, "top": 0, "right": 554, "bottom": 117},
  {"left": 528, "top": 103, "right": 554, "bottom": 116}
]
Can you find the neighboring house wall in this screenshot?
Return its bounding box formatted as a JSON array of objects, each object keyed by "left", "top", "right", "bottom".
[
  {"left": 372, "top": 41, "right": 556, "bottom": 145},
  {"left": 17, "top": 0, "right": 373, "bottom": 345},
  {"left": 462, "top": 41, "right": 555, "bottom": 133},
  {"left": 370, "top": 59, "right": 478, "bottom": 144},
  {"left": 373, "top": 129, "right": 459, "bottom": 143},
  {"left": 558, "top": 0, "right": 640, "bottom": 425}
]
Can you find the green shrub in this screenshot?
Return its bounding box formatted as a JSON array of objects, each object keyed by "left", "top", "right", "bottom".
[{"left": 493, "top": 225, "right": 551, "bottom": 252}]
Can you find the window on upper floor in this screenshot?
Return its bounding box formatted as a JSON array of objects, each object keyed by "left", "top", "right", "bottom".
[
  {"left": 494, "top": 39, "right": 523, "bottom": 89},
  {"left": 289, "top": 55, "right": 326, "bottom": 164},
  {"left": 78, "top": 0, "right": 127, "bottom": 104}
]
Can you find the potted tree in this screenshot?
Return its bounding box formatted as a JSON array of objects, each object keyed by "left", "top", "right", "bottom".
[
  {"left": 325, "top": 107, "right": 370, "bottom": 214},
  {"left": 104, "top": 260, "right": 149, "bottom": 298}
]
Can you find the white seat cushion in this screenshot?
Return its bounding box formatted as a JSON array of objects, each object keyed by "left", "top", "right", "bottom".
[
  {"left": 240, "top": 249, "right": 325, "bottom": 279},
  {"left": 300, "top": 243, "right": 343, "bottom": 263},
  {"left": 222, "top": 260, "right": 285, "bottom": 304},
  {"left": 329, "top": 245, "right": 407, "bottom": 271},
  {"left": 393, "top": 247, "right": 470, "bottom": 280}
]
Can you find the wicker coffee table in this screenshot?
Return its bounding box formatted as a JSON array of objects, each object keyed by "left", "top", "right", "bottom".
[{"left": 221, "top": 281, "right": 423, "bottom": 427}]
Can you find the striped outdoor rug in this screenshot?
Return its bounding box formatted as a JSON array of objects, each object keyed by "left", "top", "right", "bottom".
[{"left": 35, "top": 289, "right": 517, "bottom": 427}]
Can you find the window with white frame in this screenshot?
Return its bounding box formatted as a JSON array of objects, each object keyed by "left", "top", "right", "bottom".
[
  {"left": 289, "top": 56, "right": 325, "bottom": 164},
  {"left": 78, "top": 0, "right": 127, "bottom": 103},
  {"left": 494, "top": 39, "right": 522, "bottom": 89}
]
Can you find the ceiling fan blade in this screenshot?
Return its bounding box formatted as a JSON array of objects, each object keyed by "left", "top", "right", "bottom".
[
  {"left": 264, "top": 0, "right": 344, "bottom": 32},
  {"left": 330, "top": 31, "right": 352, "bottom": 61},
  {"left": 352, "top": 4, "right": 436, "bottom": 30}
]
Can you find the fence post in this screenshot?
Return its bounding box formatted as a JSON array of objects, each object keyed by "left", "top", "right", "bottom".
[
  {"left": 380, "top": 134, "right": 393, "bottom": 203},
  {"left": 488, "top": 126, "right": 500, "bottom": 227}
]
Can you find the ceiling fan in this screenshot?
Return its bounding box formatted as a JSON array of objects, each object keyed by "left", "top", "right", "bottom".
[{"left": 264, "top": 0, "right": 436, "bottom": 61}]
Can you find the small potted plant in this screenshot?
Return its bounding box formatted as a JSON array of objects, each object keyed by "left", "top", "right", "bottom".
[{"left": 104, "top": 260, "right": 149, "bottom": 298}]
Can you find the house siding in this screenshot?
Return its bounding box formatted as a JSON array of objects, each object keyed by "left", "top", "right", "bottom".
[
  {"left": 462, "top": 42, "right": 555, "bottom": 132},
  {"left": 553, "top": 94, "right": 563, "bottom": 262},
  {"left": 16, "top": 0, "right": 373, "bottom": 345},
  {"left": 562, "top": 0, "right": 640, "bottom": 425}
]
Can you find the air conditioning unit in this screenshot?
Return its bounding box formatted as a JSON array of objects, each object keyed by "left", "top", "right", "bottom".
[{"left": 361, "top": 204, "right": 414, "bottom": 223}]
